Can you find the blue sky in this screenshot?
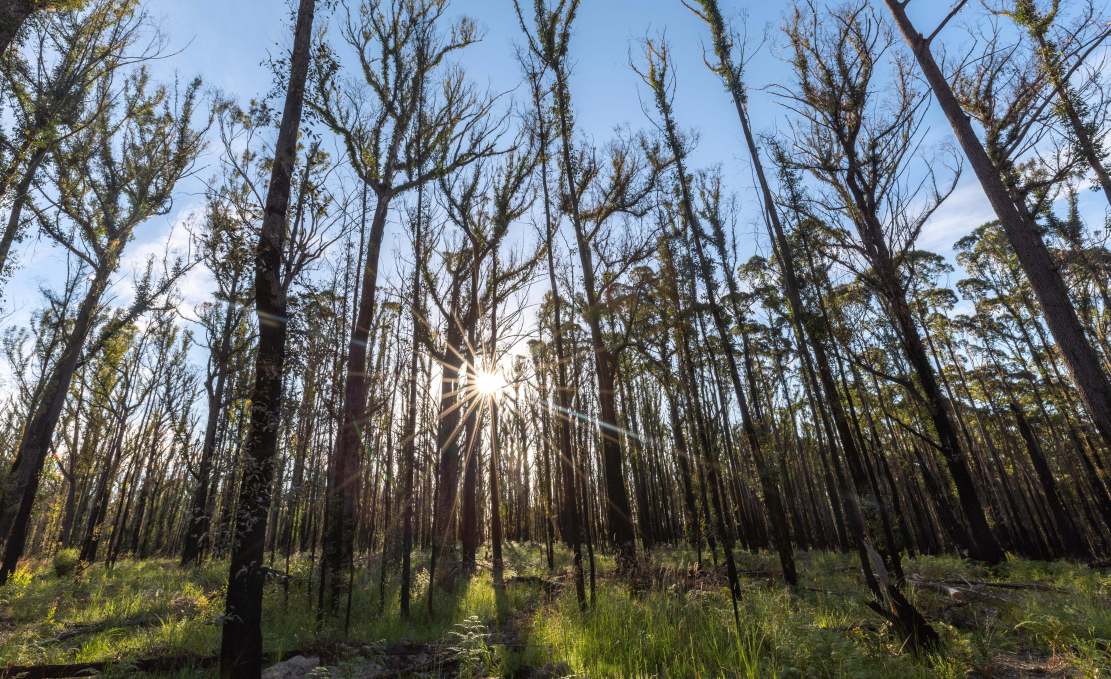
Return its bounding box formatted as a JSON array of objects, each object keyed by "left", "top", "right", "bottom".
[
  {"left": 138, "top": 0, "right": 998, "bottom": 267},
  {"left": 4, "top": 0, "right": 1107, "bottom": 382}
]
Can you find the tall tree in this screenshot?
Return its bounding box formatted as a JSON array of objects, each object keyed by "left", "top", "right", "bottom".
[
  {"left": 310, "top": 0, "right": 500, "bottom": 608},
  {"left": 988, "top": 0, "right": 1111, "bottom": 206},
  {"left": 181, "top": 197, "right": 251, "bottom": 567},
  {"left": 516, "top": 0, "right": 668, "bottom": 570},
  {"left": 0, "top": 67, "right": 202, "bottom": 583},
  {"left": 218, "top": 0, "right": 316, "bottom": 675},
  {"left": 683, "top": 0, "right": 940, "bottom": 645},
  {"left": 524, "top": 58, "right": 586, "bottom": 608},
  {"left": 637, "top": 36, "right": 798, "bottom": 588},
  {"left": 780, "top": 2, "right": 1003, "bottom": 565},
  {"left": 0, "top": 0, "right": 150, "bottom": 291},
  {"left": 883, "top": 0, "right": 1111, "bottom": 452}
]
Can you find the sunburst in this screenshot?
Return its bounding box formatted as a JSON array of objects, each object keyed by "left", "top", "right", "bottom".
[{"left": 473, "top": 368, "right": 507, "bottom": 397}]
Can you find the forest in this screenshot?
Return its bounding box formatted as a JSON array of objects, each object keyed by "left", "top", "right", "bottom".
[{"left": 0, "top": 0, "right": 1109, "bottom": 676}]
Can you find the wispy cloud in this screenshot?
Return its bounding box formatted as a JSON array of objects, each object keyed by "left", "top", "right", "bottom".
[
  {"left": 117, "top": 202, "right": 216, "bottom": 321},
  {"left": 918, "top": 179, "right": 994, "bottom": 258}
]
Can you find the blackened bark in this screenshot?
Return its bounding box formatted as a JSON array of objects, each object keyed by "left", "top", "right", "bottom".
[
  {"left": 871, "top": 242, "right": 1003, "bottom": 564},
  {"left": 666, "top": 393, "right": 702, "bottom": 557},
  {"left": 1009, "top": 402, "right": 1089, "bottom": 559},
  {"left": 460, "top": 331, "right": 481, "bottom": 569},
  {"left": 686, "top": 0, "right": 938, "bottom": 646},
  {"left": 0, "top": 147, "right": 46, "bottom": 281},
  {"left": 644, "top": 59, "right": 796, "bottom": 583},
  {"left": 488, "top": 258, "right": 504, "bottom": 585},
  {"left": 399, "top": 176, "right": 427, "bottom": 620},
  {"left": 322, "top": 196, "right": 389, "bottom": 608},
  {"left": 428, "top": 282, "right": 467, "bottom": 596},
  {"left": 533, "top": 70, "right": 586, "bottom": 606},
  {"left": 0, "top": 0, "right": 33, "bottom": 57},
  {"left": 218, "top": 0, "right": 315, "bottom": 676},
  {"left": 183, "top": 296, "right": 238, "bottom": 566},
  {"left": 78, "top": 420, "right": 127, "bottom": 564}
]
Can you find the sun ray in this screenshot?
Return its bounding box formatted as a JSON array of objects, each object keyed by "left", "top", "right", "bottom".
[{"left": 474, "top": 368, "right": 507, "bottom": 397}]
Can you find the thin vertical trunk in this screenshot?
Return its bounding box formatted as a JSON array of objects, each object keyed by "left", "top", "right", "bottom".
[
  {"left": 488, "top": 256, "right": 504, "bottom": 584},
  {"left": 428, "top": 281, "right": 467, "bottom": 597},
  {"left": 218, "top": 1, "right": 314, "bottom": 675},
  {"left": 549, "top": 60, "right": 637, "bottom": 570},
  {"left": 0, "top": 261, "right": 114, "bottom": 583},
  {"left": 183, "top": 291, "right": 240, "bottom": 566},
  {"left": 0, "top": 147, "right": 47, "bottom": 281},
  {"left": 687, "top": 0, "right": 938, "bottom": 645},
  {"left": 322, "top": 194, "right": 390, "bottom": 609},
  {"left": 653, "top": 90, "right": 797, "bottom": 583},
  {"left": 399, "top": 183, "right": 427, "bottom": 619},
  {"left": 531, "top": 70, "right": 586, "bottom": 607}
]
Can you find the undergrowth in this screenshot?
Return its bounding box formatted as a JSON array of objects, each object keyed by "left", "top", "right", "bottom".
[{"left": 0, "top": 544, "right": 1106, "bottom": 677}]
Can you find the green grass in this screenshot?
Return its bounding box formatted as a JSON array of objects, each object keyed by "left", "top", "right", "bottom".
[
  {"left": 524, "top": 548, "right": 1110, "bottom": 678},
  {"left": 0, "top": 545, "right": 1107, "bottom": 677}
]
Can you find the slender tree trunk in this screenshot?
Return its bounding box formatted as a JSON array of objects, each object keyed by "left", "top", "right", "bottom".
[
  {"left": 488, "top": 257, "right": 504, "bottom": 585},
  {"left": 183, "top": 297, "right": 238, "bottom": 566},
  {"left": 428, "top": 282, "right": 467, "bottom": 598},
  {"left": 550, "top": 62, "right": 637, "bottom": 570},
  {"left": 532, "top": 70, "right": 586, "bottom": 606},
  {"left": 655, "top": 99, "right": 797, "bottom": 582},
  {"left": 399, "top": 174, "right": 427, "bottom": 620},
  {"left": 660, "top": 236, "right": 744, "bottom": 625},
  {"left": 0, "top": 0, "right": 33, "bottom": 57},
  {"left": 1008, "top": 401, "right": 1088, "bottom": 558},
  {"left": 218, "top": 1, "right": 314, "bottom": 675},
  {"left": 0, "top": 262, "right": 113, "bottom": 583},
  {"left": 870, "top": 239, "right": 1002, "bottom": 564},
  {"left": 460, "top": 307, "right": 481, "bottom": 570},
  {"left": 79, "top": 422, "right": 127, "bottom": 564},
  {"left": 0, "top": 147, "right": 46, "bottom": 283},
  {"left": 688, "top": 0, "right": 938, "bottom": 643},
  {"left": 1026, "top": 28, "right": 1111, "bottom": 206},
  {"left": 322, "top": 192, "right": 390, "bottom": 609}
]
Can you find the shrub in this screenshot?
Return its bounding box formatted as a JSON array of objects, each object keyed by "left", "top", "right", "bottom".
[{"left": 53, "top": 548, "right": 80, "bottom": 577}]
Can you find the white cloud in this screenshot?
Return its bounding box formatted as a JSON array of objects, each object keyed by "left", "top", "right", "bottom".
[
  {"left": 918, "top": 179, "right": 994, "bottom": 258},
  {"left": 117, "top": 202, "right": 217, "bottom": 319}
]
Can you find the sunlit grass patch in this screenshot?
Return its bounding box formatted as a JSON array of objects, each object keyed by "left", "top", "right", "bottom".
[
  {"left": 530, "top": 579, "right": 779, "bottom": 677},
  {"left": 528, "top": 548, "right": 1108, "bottom": 678},
  {"left": 0, "top": 557, "right": 226, "bottom": 667},
  {"left": 0, "top": 545, "right": 1107, "bottom": 677}
]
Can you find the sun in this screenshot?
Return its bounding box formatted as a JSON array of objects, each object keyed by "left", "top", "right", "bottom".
[{"left": 474, "top": 369, "right": 507, "bottom": 397}]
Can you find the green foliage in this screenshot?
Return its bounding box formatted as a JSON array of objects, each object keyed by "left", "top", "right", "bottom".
[
  {"left": 42, "top": 1, "right": 90, "bottom": 12},
  {"left": 51, "top": 549, "right": 79, "bottom": 577},
  {"left": 446, "top": 615, "right": 498, "bottom": 678},
  {"left": 528, "top": 548, "right": 1109, "bottom": 678}
]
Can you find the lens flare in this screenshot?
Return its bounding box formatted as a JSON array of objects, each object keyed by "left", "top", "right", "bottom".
[{"left": 474, "top": 369, "right": 506, "bottom": 397}]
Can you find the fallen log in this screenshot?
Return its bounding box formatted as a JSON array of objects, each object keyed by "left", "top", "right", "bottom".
[{"left": 910, "top": 576, "right": 1067, "bottom": 593}]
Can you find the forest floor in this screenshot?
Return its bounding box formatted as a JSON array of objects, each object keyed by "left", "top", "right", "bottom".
[{"left": 0, "top": 544, "right": 1107, "bottom": 677}]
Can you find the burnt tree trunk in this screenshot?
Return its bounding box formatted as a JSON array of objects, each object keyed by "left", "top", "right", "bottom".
[
  {"left": 218, "top": 0, "right": 315, "bottom": 675},
  {"left": 0, "top": 0, "right": 33, "bottom": 57}
]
